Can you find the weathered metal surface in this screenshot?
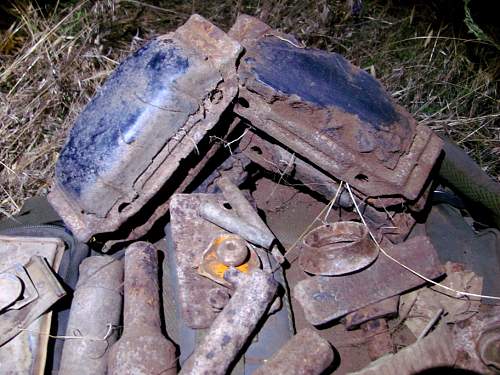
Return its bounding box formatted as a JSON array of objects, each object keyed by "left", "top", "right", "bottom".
[
  {"left": 239, "top": 129, "right": 417, "bottom": 243},
  {"left": 361, "top": 319, "right": 394, "bottom": 360},
  {"left": 49, "top": 14, "right": 242, "bottom": 242},
  {"left": 0, "top": 256, "right": 66, "bottom": 346},
  {"left": 59, "top": 256, "right": 123, "bottom": 375},
  {"left": 199, "top": 201, "right": 275, "bottom": 248},
  {"left": 352, "top": 308, "right": 500, "bottom": 374},
  {"left": 0, "top": 273, "right": 22, "bottom": 311},
  {"left": 350, "top": 325, "right": 457, "bottom": 375},
  {"left": 102, "top": 117, "right": 242, "bottom": 251},
  {"left": 294, "top": 235, "right": 444, "bottom": 325},
  {"left": 230, "top": 14, "right": 442, "bottom": 202},
  {"left": 216, "top": 175, "right": 276, "bottom": 239},
  {"left": 344, "top": 296, "right": 399, "bottom": 330},
  {"left": 197, "top": 234, "right": 260, "bottom": 287},
  {"left": 170, "top": 193, "right": 239, "bottom": 328},
  {"left": 252, "top": 328, "right": 333, "bottom": 375},
  {"left": 453, "top": 307, "right": 500, "bottom": 374},
  {"left": 163, "top": 220, "right": 294, "bottom": 371},
  {"left": 108, "top": 242, "right": 176, "bottom": 375},
  {"left": 0, "top": 235, "right": 64, "bottom": 375},
  {"left": 298, "top": 221, "right": 378, "bottom": 276},
  {"left": 477, "top": 323, "right": 500, "bottom": 370},
  {"left": 180, "top": 268, "right": 277, "bottom": 375},
  {"left": 214, "top": 234, "right": 249, "bottom": 266}
]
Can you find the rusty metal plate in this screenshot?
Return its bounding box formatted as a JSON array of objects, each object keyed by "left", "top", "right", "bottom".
[
  {"left": 239, "top": 128, "right": 417, "bottom": 242},
  {"left": 49, "top": 15, "right": 242, "bottom": 242},
  {"left": 230, "top": 14, "right": 442, "bottom": 201},
  {"left": 344, "top": 296, "right": 399, "bottom": 330},
  {"left": 293, "top": 235, "right": 444, "bottom": 325},
  {"left": 169, "top": 193, "right": 236, "bottom": 329}
]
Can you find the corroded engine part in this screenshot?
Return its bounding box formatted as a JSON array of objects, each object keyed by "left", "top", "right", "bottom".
[
  {"left": 252, "top": 328, "right": 334, "bottom": 375},
  {"left": 230, "top": 14, "right": 442, "bottom": 204},
  {"left": 49, "top": 15, "right": 242, "bottom": 242},
  {"left": 59, "top": 256, "right": 123, "bottom": 375},
  {"left": 180, "top": 268, "right": 277, "bottom": 375}
]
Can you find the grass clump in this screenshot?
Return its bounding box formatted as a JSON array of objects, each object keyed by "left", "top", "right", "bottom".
[{"left": 0, "top": 0, "right": 498, "bottom": 216}]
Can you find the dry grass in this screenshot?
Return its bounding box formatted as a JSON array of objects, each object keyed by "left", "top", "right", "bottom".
[{"left": 0, "top": 0, "right": 498, "bottom": 216}]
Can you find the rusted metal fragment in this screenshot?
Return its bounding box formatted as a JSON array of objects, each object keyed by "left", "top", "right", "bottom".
[
  {"left": 197, "top": 234, "right": 260, "bottom": 287},
  {"left": 253, "top": 328, "right": 334, "bottom": 375},
  {"left": 108, "top": 242, "right": 176, "bottom": 375},
  {"left": 0, "top": 273, "right": 22, "bottom": 311},
  {"left": 344, "top": 296, "right": 399, "bottom": 330},
  {"left": 216, "top": 175, "right": 275, "bottom": 239},
  {"left": 170, "top": 193, "right": 239, "bottom": 328},
  {"left": 350, "top": 325, "right": 457, "bottom": 375},
  {"left": 294, "top": 236, "right": 443, "bottom": 325},
  {"left": 478, "top": 324, "right": 500, "bottom": 370},
  {"left": 352, "top": 308, "right": 500, "bottom": 374},
  {"left": 199, "top": 201, "right": 275, "bottom": 248},
  {"left": 0, "top": 256, "right": 66, "bottom": 346},
  {"left": 180, "top": 268, "right": 277, "bottom": 375},
  {"left": 453, "top": 307, "right": 500, "bottom": 374},
  {"left": 59, "top": 256, "right": 123, "bottom": 375},
  {"left": 230, "top": 14, "right": 442, "bottom": 201},
  {"left": 0, "top": 235, "right": 64, "bottom": 374},
  {"left": 49, "top": 14, "right": 242, "bottom": 242},
  {"left": 239, "top": 129, "right": 417, "bottom": 242},
  {"left": 361, "top": 319, "right": 395, "bottom": 360},
  {"left": 298, "top": 221, "right": 378, "bottom": 276}
]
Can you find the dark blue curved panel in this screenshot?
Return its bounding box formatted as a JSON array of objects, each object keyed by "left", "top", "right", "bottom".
[
  {"left": 55, "top": 39, "right": 190, "bottom": 213},
  {"left": 246, "top": 38, "right": 400, "bottom": 129}
]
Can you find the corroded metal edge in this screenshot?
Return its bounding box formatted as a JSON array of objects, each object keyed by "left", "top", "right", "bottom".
[{"left": 48, "top": 15, "right": 242, "bottom": 242}]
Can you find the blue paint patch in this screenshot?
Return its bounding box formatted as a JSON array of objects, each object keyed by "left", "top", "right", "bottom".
[
  {"left": 247, "top": 38, "right": 401, "bottom": 129},
  {"left": 55, "top": 39, "right": 189, "bottom": 204}
]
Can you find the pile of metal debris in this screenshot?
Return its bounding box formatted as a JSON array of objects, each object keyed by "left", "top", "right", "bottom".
[{"left": 1, "top": 14, "right": 499, "bottom": 375}]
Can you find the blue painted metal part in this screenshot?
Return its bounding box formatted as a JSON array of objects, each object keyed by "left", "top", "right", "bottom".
[
  {"left": 247, "top": 38, "right": 399, "bottom": 130},
  {"left": 55, "top": 39, "right": 194, "bottom": 216}
]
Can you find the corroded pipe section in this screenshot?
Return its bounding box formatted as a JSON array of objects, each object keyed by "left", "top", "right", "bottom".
[
  {"left": 199, "top": 201, "right": 274, "bottom": 248},
  {"left": 181, "top": 268, "right": 278, "bottom": 375},
  {"left": 108, "top": 242, "right": 176, "bottom": 375},
  {"left": 59, "top": 256, "right": 123, "bottom": 375},
  {"left": 216, "top": 176, "right": 274, "bottom": 237},
  {"left": 253, "top": 328, "right": 334, "bottom": 375}
]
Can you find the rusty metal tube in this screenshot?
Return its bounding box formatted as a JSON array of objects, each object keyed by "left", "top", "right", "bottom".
[
  {"left": 181, "top": 268, "right": 278, "bottom": 375},
  {"left": 216, "top": 176, "right": 273, "bottom": 236},
  {"left": 59, "top": 256, "right": 123, "bottom": 375},
  {"left": 199, "top": 201, "right": 274, "bottom": 248},
  {"left": 108, "top": 242, "right": 176, "bottom": 375},
  {"left": 253, "top": 328, "right": 334, "bottom": 375}
]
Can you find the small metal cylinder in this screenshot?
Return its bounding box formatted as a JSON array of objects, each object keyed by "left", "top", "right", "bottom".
[
  {"left": 108, "top": 242, "right": 176, "bottom": 375},
  {"left": 181, "top": 268, "right": 277, "bottom": 375},
  {"left": 253, "top": 328, "right": 334, "bottom": 375},
  {"left": 59, "top": 256, "right": 123, "bottom": 375},
  {"left": 199, "top": 202, "right": 274, "bottom": 248}
]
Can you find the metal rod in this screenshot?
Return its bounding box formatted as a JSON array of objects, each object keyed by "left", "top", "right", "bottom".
[
  {"left": 199, "top": 201, "right": 274, "bottom": 248},
  {"left": 181, "top": 268, "right": 278, "bottom": 375}
]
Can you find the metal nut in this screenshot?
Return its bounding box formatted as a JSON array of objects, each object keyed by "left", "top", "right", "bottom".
[{"left": 216, "top": 235, "right": 249, "bottom": 267}]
